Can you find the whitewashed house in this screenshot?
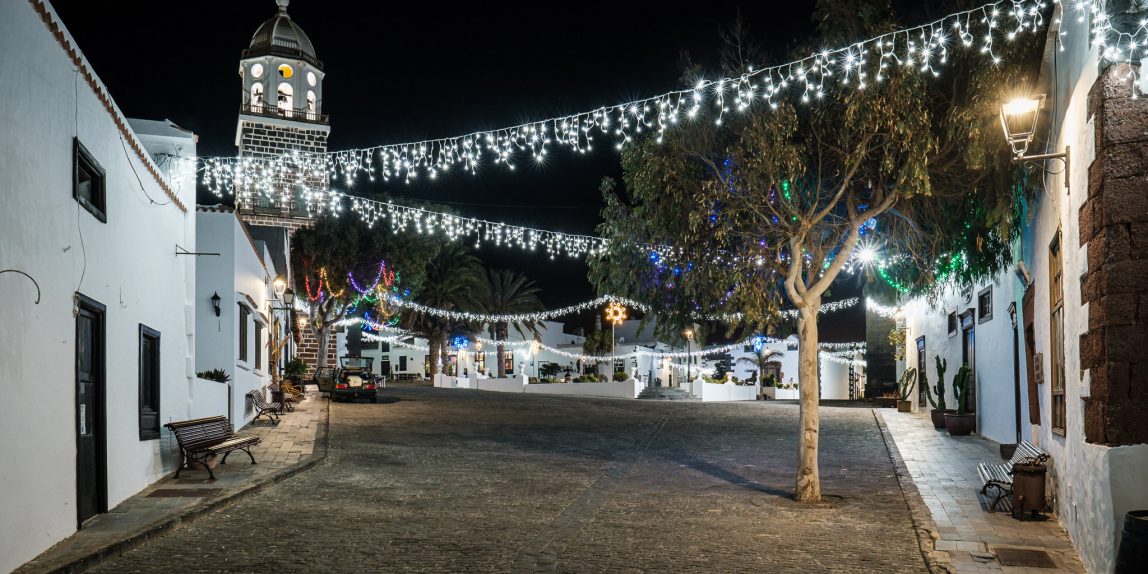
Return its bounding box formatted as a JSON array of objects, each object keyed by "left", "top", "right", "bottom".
[
  {"left": 0, "top": 1, "right": 197, "bottom": 570},
  {"left": 195, "top": 206, "right": 289, "bottom": 430},
  {"left": 894, "top": 6, "right": 1148, "bottom": 572}
]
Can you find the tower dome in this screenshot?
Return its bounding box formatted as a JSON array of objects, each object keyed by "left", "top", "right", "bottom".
[{"left": 244, "top": 0, "right": 322, "bottom": 69}]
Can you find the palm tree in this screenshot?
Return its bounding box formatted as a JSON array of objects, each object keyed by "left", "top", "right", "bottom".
[
  {"left": 483, "top": 269, "right": 545, "bottom": 377},
  {"left": 403, "top": 243, "right": 486, "bottom": 379},
  {"left": 737, "top": 348, "right": 784, "bottom": 384}
]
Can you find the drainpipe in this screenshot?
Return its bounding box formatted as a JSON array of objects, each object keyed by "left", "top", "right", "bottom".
[{"left": 1009, "top": 302, "right": 1021, "bottom": 445}]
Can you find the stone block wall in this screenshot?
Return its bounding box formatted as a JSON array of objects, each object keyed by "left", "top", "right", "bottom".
[{"left": 1079, "top": 63, "right": 1148, "bottom": 445}]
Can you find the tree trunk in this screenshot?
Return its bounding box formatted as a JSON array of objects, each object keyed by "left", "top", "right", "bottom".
[
  {"left": 496, "top": 323, "right": 507, "bottom": 378},
  {"left": 795, "top": 302, "right": 822, "bottom": 502},
  {"left": 429, "top": 335, "right": 442, "bottom": 379},
  {"left": 317, "top": 326, "right": 331, "bottom": 370}
]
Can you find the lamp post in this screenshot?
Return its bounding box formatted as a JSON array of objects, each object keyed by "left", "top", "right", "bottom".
[
  {"left": 683, "top": 328, "right": 695, "bottom": 382},
  {"left": 1000, "top": 95, "right": 1070, "bottom": 189},
  {"left": 270, "top": 276, "right": 296, "bottom": 381}
]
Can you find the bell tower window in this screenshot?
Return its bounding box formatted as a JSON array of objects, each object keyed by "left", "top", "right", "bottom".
[
  {"left": 250, "top": 83, "right": 264, "bottom": 111},
  {"left": 277, "top": 83, "right": 293, "bottom": 117},
  {"left": 306, "top": 91, "right": 317, "bottom": 118}
]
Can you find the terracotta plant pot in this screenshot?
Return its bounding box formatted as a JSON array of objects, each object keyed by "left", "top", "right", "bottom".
[
  {"left": 930, "top": 409, "right": 953, "bottom": 429},
  {"left": 945, "top": 412, "right": 976, "bottom": 436},
  {"left": 898, "top": 400, "right": 913, "bottom": 413}
]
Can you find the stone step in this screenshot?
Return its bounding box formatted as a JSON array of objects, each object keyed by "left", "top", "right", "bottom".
[{"left": 638, "top": 387, "right": 694, "bottom": 400}]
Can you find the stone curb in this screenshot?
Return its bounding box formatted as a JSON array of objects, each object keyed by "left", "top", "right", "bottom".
[
  {"left": 873, "top": 409, "right": 955, "bottom": 574},
  {"left": 22, "top": 397, "right": 331, "bottom": 574}
]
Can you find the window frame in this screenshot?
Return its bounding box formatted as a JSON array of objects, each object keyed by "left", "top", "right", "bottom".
[
  {"left": 1049, "top": 229, "right": 1067, "bottom": 436},
  {"left": 238, "top": 303, "right": 249, "bottom": 364},
  {"left": 138, "top": 324, "right": 161, "bottom": 441},
  {"left": 947, "top": 312, "right": 958, "bottom": 337},
  {"left": 254, "top": 320, "right": 263, "bottom": 372},
  {"left": 978, "top": 287, "right": 993, "bottom": 323},
  {"left": 73, "top": 138, "right": 107, "bottom": 223}
]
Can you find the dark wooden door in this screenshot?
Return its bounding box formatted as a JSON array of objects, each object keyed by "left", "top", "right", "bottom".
[{"left": 76, "top": 297, "right": 106, "bottom": 526}]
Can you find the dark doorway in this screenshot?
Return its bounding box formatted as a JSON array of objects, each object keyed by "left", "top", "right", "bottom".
[
  {"left": 960, "top": 309, "right": 977, "bottom": 426},
  {"left": 75, "top": 294, "right": 107, "bottom": 527},
  {"left": 916, "top": 336, "right": 927, "bottom": 407}
]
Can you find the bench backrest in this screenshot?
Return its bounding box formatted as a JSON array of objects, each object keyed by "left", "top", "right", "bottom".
[
  {"left": 246, "top": 390, "right": 272, "bottom": 409},
  {"left": 1010, "top": 441, "right": 1049, "bottom": 467},
  {"left": 164, "top": 416, "right": 235, "bottom": 449}
]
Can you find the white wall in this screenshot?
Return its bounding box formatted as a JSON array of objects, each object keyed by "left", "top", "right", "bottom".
[
  {"left": 897, "top": 273, "right": 1028, "bottom": 444},
  {"left": 0, "top": 2, "right": 196, "bottom": 569},
  {"left": 195, "top": 210, "right": 273, "bottom": 430}
]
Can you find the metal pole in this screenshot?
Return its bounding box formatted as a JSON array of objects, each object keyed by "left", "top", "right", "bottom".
[
  {"left": 687, "top": 338, "right": 692, "bottom": 381},
  {"left": 1010, "top": 303, "right": 1022, "bottom": 444}
]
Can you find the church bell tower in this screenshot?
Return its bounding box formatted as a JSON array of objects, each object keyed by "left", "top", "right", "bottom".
[{"left": 235, "top": 0, "right": 330, "bottom": 230}]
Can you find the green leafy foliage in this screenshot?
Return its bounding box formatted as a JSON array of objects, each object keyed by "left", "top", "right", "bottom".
[
  {"left": 284, "top": 357, "right": 308, "bottom": 378},
  {"left": 483, "top": 269, "right": 545, "bottom": 377},
  {"left": 196, "top": 369, "right": 231, "bottom": 383}
]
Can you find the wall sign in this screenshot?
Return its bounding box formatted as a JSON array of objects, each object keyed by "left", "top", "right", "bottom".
[{"left": 1034, "top": 353, "right": 1044, "bottom": 385}]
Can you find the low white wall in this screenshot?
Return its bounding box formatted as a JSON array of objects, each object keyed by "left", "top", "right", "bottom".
[
  {"left": 189, "top": 378, "right": 229, "bottom": 420},
  {"left": 698, "top": 382, "right": 758, "bottom": 402},
  {"left": 476, "top": 377, "right": 527, "bottom": 393},
  {"left": 525, "top": 379, "right": 643, "bottom": 399},
  {"left": 763, "top": 387, "right": 800, "bottom": 400}
]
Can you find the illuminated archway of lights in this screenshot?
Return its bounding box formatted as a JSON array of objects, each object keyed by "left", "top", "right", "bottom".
[{"left": 195, "top": 1, "right": 1091, "bottom": 205}]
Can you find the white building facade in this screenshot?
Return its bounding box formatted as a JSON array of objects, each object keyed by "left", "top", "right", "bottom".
[
  {"left": 195, "top": 207, "right": 286, "bottom": 430},
  {"left": 895, "top": 6, "right": 1148, "bottom": 572},
  {"left": 0, "top": 1, "right": 197, "bottom": 570}
]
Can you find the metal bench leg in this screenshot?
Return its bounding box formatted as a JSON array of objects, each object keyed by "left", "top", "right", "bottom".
[{"left": 242, "top": 447, "right": 256, "bottom": 464}]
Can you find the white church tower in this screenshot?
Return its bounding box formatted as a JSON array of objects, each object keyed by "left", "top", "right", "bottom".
[{"left": 235, "top": 0, "right": 329, "bottom": 230}]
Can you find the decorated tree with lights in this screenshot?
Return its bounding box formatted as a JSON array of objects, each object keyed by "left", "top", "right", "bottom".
[
  {"left": 589, "top": 0, "right": 1039, "bottom": 501},
  {"left": 481, "top": 269, "right": 545, "bottom": 378},
  {"left": 292, "top": 212, "right": 441, "bottom": 370}
]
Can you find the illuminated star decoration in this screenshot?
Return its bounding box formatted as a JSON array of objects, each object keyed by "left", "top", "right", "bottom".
[{"left": 605, "top": 301, "right": 628, "bottom": 326}]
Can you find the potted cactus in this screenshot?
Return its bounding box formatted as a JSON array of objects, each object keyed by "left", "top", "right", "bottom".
[
  {"left": 944, "top": 364, "right": 976, "bottom": 435},
  {"left": 925, "top": 356, "right": 953, "bottom": 429},
  {"left": 897, "top": 367, "right": 917, "bottom": 412}
]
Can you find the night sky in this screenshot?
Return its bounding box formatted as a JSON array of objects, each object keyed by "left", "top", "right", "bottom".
[{"left": 50, "top": 0, "right": 886, "bottom": 339}]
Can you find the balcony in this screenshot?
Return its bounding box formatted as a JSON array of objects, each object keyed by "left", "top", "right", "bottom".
[{"left": 240, "top": 103, "right": 328, "bottom": 125}]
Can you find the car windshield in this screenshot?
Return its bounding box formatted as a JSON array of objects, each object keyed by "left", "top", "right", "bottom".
[{"left": 340, "top": 356, "right": 373, "bottom": 371}]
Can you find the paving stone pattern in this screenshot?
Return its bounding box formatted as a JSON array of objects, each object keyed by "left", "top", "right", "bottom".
[
  {"left": 879, "top": 410, "right": 1085, "bottom": 573},
  {"left": 15, "top": 392, "right": 325, "bottom": 574},
  {"left": 91, "top": 390, "right": 927, "bottom": 573}
]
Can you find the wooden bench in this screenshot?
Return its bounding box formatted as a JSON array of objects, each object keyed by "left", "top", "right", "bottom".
[
  {"left": 977, "top": 441, "right": 1049, "bottom": 512},
  {"left": 246, "top": 390, "right": 282, "bottom": 425},
  {"left": 165, "top": 416, "right": 261, "bottom": 480}
]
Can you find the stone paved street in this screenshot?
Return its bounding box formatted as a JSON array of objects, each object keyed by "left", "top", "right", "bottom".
[
  {"left": 16, "top": 391, "right": 326, "bottom": 574},
  {"left": 880, "top": 410, "right": 1085, "bottom": 573},
  {"left": 88, "top": 388, "right": 928, "bottom": 573}
]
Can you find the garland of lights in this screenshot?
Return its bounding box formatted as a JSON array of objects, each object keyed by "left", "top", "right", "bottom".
[
  {"left": 351, "top": 197, "right": 608, "bottom": 259},
  {"left": 200, "top": 0, "right": 1059, "bottom": 206},
  {"left": 386, "top": 294, "right": 859, "bottom": 323},
  {"left": 865, "top": 298, "right": 902, "bottom": 319}
]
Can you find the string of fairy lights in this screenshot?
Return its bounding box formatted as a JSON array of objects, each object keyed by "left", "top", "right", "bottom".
[{"left": 198, "top": 0, "right": 1077, "bottom": 209}]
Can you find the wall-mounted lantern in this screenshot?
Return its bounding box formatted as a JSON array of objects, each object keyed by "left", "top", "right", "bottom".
[
  {"left": 211, "top": 291, "right": 221, "bottom": 317},
  {"left": 1000, "top": 95, "right": 1070, "bottom": 190}
]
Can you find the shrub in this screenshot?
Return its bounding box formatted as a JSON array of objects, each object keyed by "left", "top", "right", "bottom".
[
  {"left": 528, "top": 377, "right": 540, "bottom": 384},
  {"left": 285, "top": 357, "right": 308, "bottom": 378},
  {"left": 197, "top": 368, "right": 231, "bottom": 383},
  {"left": 613, "top": 371, "right": 628, "bottom": 382},
  {"left": 580, "top": 374, "right": 598, "bottom": 382}
]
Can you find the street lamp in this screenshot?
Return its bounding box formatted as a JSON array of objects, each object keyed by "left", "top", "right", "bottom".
[
  {"left": 1000, "top": 95, "right": 1070, "bottom": 189},
  {"left": 604, "top": 302, "right": 627, "bottom": 376},
  {"left": 683, "top": 328, "right": 695, "bottom": 382},
  {"left": 273, "top": 274, "right": 287, "bottom": 300}
]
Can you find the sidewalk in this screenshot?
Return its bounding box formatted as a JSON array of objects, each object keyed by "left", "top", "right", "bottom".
[
  {"left": 878, "top": 410, "right": 1084, "bottom": 573},
  {"left": 16, "top": 390, "right": 328, "bottom": 574}
]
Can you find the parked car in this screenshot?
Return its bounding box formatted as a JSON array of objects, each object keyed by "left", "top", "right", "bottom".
[{"left": 333, "top": 356, "right": 379, "bottom": 403}]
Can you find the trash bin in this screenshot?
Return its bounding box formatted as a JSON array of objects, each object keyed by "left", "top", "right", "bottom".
[
  {"left": 1011, "top": 463, "right": 1046, "bottom": 520},
  {"left": 1116, "top": 510, "right": 1148, "bottom": 574}
]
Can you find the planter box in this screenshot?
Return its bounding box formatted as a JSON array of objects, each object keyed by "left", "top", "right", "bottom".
[
  {"left": 945, "top": 412, "right": 976, "bottom": 436},
  {"left": 875, "top": 397, "right": 899, "bottom": 408}
]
